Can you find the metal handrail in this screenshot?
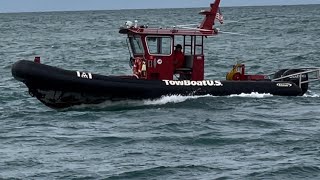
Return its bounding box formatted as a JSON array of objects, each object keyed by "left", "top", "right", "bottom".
[{"left": 271, "top": 68, "right": 320, "bottom": 88}]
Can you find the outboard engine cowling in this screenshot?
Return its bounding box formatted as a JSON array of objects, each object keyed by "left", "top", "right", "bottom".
[
  {"left": 273, "top": 69, "right": 288, "bottom": 79},
  {"left": 282, "top": 69, "right": 308, "bottom": 94}
]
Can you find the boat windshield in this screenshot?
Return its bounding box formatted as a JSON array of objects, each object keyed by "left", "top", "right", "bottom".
[{"left": 129, "top": 36, "right": 144, "bottom": 55}]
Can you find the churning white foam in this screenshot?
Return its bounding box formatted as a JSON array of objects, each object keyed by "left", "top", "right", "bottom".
[
  {"left": 70, "top": 91, "right": 320, "bottom": 110},
  {"left": 229, "top": 92, "right": 273, "bottom": 98},
  {"left": 303, "top": 90, "right": 320, "bottom": 98},
  {"left": 143, "top": 94, "right": 213, "bottom": 105}
]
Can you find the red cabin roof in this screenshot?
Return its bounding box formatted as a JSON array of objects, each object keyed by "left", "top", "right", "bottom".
[{"left": 119, "top": 27, "right": 218, "bottom": 36}]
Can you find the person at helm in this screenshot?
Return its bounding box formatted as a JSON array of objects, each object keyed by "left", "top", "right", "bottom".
[{"left": 173, "top": 44, "right": 185, "bottom": 69}]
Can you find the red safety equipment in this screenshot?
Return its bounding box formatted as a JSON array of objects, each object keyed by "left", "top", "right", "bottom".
[{"left": 133, "top": 58, "right": 143, "bottom": 76}]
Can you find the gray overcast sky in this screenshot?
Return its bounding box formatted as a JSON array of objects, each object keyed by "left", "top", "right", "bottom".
[{"left": 0, "top": 0, "right": 320, "bottom": 13}]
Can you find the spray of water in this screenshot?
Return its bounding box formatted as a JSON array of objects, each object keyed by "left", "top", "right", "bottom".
[{"left": 69, "top": 91, "right": 320, "bottom": 110}]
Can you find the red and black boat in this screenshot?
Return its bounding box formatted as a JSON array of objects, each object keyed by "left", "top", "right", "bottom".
[{"left": 11, "top": 0, "right": 320, "bottom": 109}]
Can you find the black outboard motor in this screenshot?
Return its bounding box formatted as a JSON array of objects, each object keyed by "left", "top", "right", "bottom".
[
  {"left": 273, "top": 69, "right": 288, "bottom": 80},
  {"left": 282, "top": 69, "right": 309, "bottom": 94}
]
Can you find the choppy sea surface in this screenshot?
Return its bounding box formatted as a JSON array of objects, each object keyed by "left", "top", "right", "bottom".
[{"left": 1, "top": 4, "right": 320, "bottom": 179}]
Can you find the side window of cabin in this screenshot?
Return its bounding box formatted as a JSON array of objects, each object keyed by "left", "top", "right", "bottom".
[
  {"left": 183, "top": 36, "right": 192, "bottom": 55},
  {"left": 146, "top": 36, "right": 172, "bottom": 55},
  {"left": 195, "top": 36, "right": 203, "bottom": 55},
  {"left": 174, "top": 36, "right": 184, "bottom": 50},
  {"left": 181, "top": 36, "right": 203, "bottom": 55},
  {"left": 147, "top": 37, "right": 158, "bottom": 54}
]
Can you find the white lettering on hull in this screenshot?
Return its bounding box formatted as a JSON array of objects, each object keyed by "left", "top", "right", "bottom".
[
  {"left": 163, "top": 80, "right": 223, "bottom": 87},
  {"left": 276, "top": 83, "right": 292, "bottom": 87},
  {"left": 77, "top": 71, "right": 92, "bottom": 79}
]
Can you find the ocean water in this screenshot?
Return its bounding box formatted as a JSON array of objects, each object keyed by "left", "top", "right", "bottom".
[{"left": 1, "top": 4, "right": 320, "bottom": 179}]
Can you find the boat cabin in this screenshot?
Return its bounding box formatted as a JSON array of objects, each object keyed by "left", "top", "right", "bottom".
[{"left": 119, "top": 0, "right": 221, "bottom": 81}]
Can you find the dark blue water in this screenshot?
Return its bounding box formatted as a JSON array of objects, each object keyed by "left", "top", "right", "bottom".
[{"left": 1, "top": 5, "right": 320, "bottom": 179}]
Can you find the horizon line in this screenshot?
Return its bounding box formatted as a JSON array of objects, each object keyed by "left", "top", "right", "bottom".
[{"left": 0, "top": 3, "right": 319, "bottom": 14}]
